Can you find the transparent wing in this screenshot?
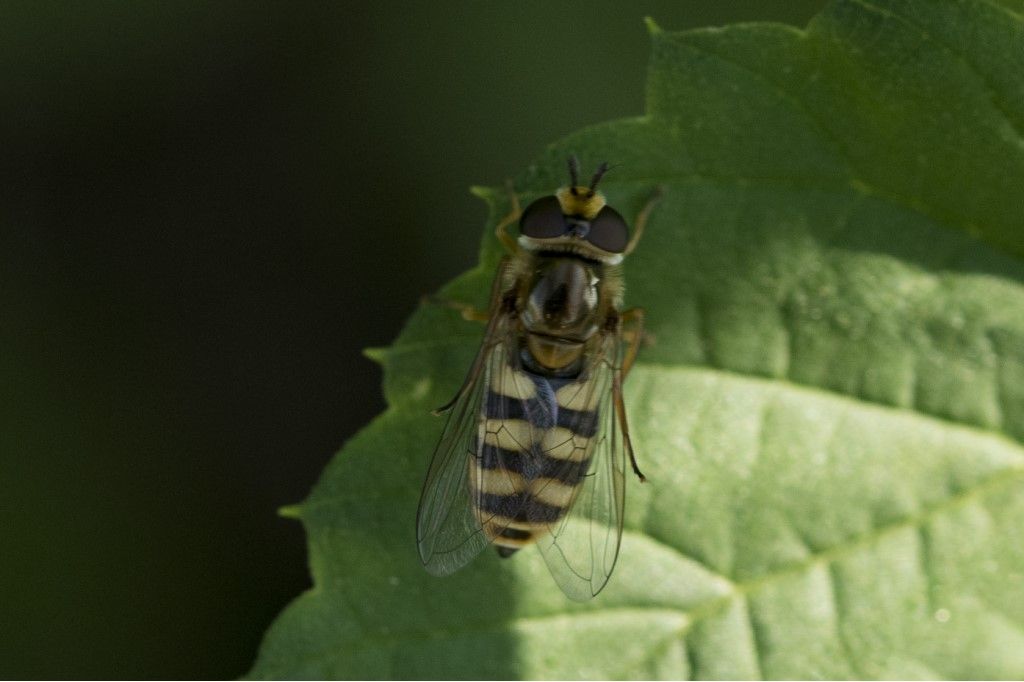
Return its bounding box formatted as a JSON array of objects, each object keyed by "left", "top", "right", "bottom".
[
  {"left": 532, "top": 327, "right": 629, "bottom": 600},
  {"left": 416, "top": 310, "right": 542, "bottom": 576}
]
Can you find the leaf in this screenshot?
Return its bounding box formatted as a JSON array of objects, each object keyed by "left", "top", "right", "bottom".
[{"left": 249, "top": 1, "right": 1024, "bottom": 678}]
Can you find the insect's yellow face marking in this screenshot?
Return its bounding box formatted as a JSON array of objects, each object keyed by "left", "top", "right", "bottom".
[{"left": 556, "top": 187, "right": 606, "bottom": 220}]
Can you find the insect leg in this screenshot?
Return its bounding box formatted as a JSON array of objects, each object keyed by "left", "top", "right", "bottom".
[
  {"left": 420, "top": 294, "right": 491, "bottom": 323},
  {"left": 494, "top": 180, "right": 522, "bottom": 255},
  {"left": 614, "top": 351, "right": 646, "bottom": 483},
  {"left": 619, "top": 307, "right": 646, "bottom": 379},
  {"left": 623, "top": 185, "right": 665, "bottom": 257},
  {"left": 432, "top": 258, "right": 512, "bottom": 415}
]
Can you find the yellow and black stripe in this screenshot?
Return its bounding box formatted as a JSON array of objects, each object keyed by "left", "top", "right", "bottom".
[{"left": 468, "top": 363, "right": 601, "bottom": 556}]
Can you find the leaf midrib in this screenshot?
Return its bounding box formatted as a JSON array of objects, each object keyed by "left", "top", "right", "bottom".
[{"left": 286, "top": 464, "right": 1024, "bottom": 675}]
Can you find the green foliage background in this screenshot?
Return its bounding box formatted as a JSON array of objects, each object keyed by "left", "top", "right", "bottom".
[{"left": 250, "top": 1, "right": 1024, "bottom": 679}]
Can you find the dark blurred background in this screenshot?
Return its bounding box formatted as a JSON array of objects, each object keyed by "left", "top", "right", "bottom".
[{"left": 0, "top": 1, "right": 822, "bottom": 677}]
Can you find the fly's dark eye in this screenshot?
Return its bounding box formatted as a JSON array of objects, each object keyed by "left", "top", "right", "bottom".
[
  {"left": 519, "top": 196, "right": 567, "bottom": 239},
  {"left": 586, "top": 205, "right": 629, "bottom": 253}
]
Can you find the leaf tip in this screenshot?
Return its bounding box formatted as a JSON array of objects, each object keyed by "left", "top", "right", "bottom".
[
  {"left": 363, "top": 346, "right": 388, "bottom": 365},
  {"left": 277, "top": 504, "right": 303, "bottom": 520},
  {"left": 643, "top": 16, "right": 663, "bottom": 36}
]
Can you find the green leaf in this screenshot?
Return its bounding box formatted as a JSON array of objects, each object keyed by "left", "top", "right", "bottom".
[{"left": 249, "top": 1, "right": 1024, "bottom": 678}]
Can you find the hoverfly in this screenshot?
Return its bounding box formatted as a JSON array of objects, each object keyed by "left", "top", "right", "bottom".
[{"left": 416, "top": 157, "right": 661, "bottom": 600}]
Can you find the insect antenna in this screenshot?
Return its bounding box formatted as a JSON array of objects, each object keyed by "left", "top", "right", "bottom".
[
  {"left": 568, "top": 155, "right": 581, "bottom": 187},
  {"left": 588, "top": 161, "right": 610, "bottom": 192}
]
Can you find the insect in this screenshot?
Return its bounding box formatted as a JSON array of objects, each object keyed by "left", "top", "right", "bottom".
[{"left": 416, "top": 157, "right": 661, "bottom": 600}]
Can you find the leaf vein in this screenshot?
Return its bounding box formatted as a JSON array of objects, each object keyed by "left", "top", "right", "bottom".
[
  {"left": 639, "top": 361, "right": 1024, "bottom": 450},
  {"left": 976, "top": 0, "right": 1024, "bottom": 23},
  {"left": 681, "top": 467, "right": 1024, "bottom": 632},
  {"left": 742, "top": 595, "right": 768, "bottom": 680},
  {"left": 673, "top": 30, "right": 994, "bottom": 267},
  {"left": 849, "top": 0, "right": 1024, "bottom": 144},
  {"left": 827, "top": 562, "right": 864, "bottom": 678}
]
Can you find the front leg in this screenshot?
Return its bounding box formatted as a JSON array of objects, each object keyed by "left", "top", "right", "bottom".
[
  {"left": 606, "top": 306, "right": 647, "bottom": 482},
  {"left": 619, "top": 307, "right": 646, "bottom": 379},
  {"left": 431, "top": 257, "right": 514, "bottom": 414},
  {"left": 423, "top": 183, "right": 521, "bottom": 321},
  {"left": 420, "top": 294, "right": 491, "bottom": 323},
  {"left": 494, "top": 180, "right": 522, "bottom": 255}
]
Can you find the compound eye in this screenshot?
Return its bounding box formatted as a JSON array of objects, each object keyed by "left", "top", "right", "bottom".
[
  {"left": 586, "top": 205, "right": 629, "bottom": 253},
  {"left": 519, "top": 195, "right": 567, "bottom": 239}
]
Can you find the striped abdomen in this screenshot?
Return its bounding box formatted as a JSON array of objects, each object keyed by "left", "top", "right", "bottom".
[{"left": 469, "top": 362, "right": 600, "bottom": 556}]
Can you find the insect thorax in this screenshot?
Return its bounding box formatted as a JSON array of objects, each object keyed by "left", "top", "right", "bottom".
[{"left": 513, "top": 251, "right": 622, "bottom": 374}]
